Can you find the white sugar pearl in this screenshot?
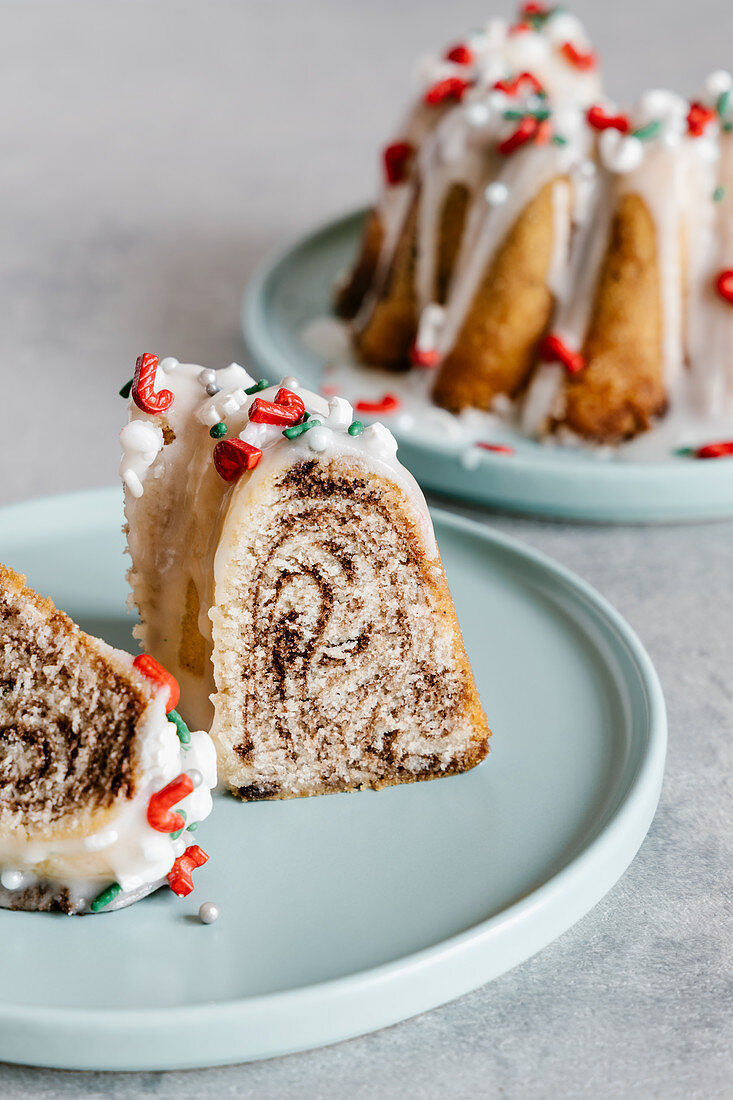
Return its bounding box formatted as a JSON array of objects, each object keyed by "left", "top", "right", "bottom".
[
  {"left": 599, "top": 130, "right": 643, "bottom": 174},
  {"left": 307, "top": 426, "right": 330, "bottom": 453},
  {"left": 485, "top": 181, "right": 509, "bottom": 206},
  {"left": 198, "top": 369, "right": 216, "bottom": 386},
  {"left": 199, "top": 902, "right": 220, "bottom": 925},
  {"left": 1, "top": 870, "right": 24, "bottom": 891},
  {"left": 187, "top": 769, "right": 203, "bottom": 789},
  {"left": 281, "top": 376, "right": 299, "bottom": 390},
  {"left": 160, "top": 357, "right": 179, "bottom": 373}
]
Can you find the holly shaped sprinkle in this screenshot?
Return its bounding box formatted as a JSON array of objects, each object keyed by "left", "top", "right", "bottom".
[
  {"left": 133, "top": 653, "right": 180, "bottom": 712},
  {"left": 147, "top": 773, "right": 195, "bottom": 834},
  {"left": 213, "top": 438, "right": 263, "bottom": 481},
  {"left": 540, "top": 333, "right": 587, "bottom": 374},
  {"left": 687, "top": 102, "right": 715, "bottom": 137},
  {"left": 560, "top": 42, "right": 597, "bottom": 71},
  {"left": 423, "top": 77, "right": 471, "bottom": 106},
  {"left": 383, "top": 142, "right": 414, "bottom": 185},
  {"left": 444, "top": 43, "right": 474, "bottom": 65},
  {"left": 493, "top": 71, "right": 544, "bottom": 96},
  {"left": 587, "top": 105, "right": 629, "bottom": 133},
  {"left": 131, "top": 353, "right": 174, "bottom": 416},
  {"left": 716, "top": 270, "right": 733, "bottom": 304},
  {"left": 167, "top": 844, "right": 209, "bottom": 897},
  {"left": 90, "top": 882, "right": 123, "bottom": 913},
  {"left": 410, "top": 344, "right": 441, "bottom": 368},
  {"left": 355, "top": 393, "right": 400, "bottom": 415}
]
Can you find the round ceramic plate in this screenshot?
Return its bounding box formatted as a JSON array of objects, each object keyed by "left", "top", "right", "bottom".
[
  {"left": 0, "top": 488, "right": 666, "bottom": 1071},
  {"left": 242, "top": 210, "right": 733, "bottom": 522}
]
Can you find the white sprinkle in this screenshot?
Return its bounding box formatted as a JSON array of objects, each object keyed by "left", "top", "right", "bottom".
[
  {"left": 198, "top": 902, "right": 220, "bottom": 925},
  {"left": 122, "top": 469, "right": 144, "bottom": 498},
  {"left": 307, "top": 426, "right": 330, "bottom": 453},
  {"left": 598, "top": 130, "right": 644, "bottom": 174},
  {"left": 1, "top": 870, "right": 25, "bottom": 891},
  {"left": 465, "top": 101, "right": 491, "bottom": 127},
  {"left": 159, "top": 357, "right": 179, "bottom": 374},
  {"left": 485, "top": 181, "right": 509, "bottom": 206},
  {"left": 188, "top": 769, "right": 203, "bottom": 789},
  {"left": 198, "top": 369, "right": 216, "bottom": 386}
]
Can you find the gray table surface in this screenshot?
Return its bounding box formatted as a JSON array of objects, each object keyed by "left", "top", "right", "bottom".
[{"left": 1, "top": 1, "right": 732, "bottom": 1096}]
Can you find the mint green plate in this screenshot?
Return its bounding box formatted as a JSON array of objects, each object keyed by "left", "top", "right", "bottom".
[
  {"left": 242, "top": 211, "right": 733, "bottom": 522},
  {"left": 0, "top": 489, "right": 666, "bottom": 1070}
]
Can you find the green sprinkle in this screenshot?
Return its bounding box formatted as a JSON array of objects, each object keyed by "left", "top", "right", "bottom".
[
  {"left": 724, "top": 121, "right": 733, "bottom": 134},
  {"left": 244, "top": 379, "right": 270, "bottom": 395},
  {"left": 187, "top": 821, "right": 199, "bottom": 833},
  {"left": 91, "top": 882, "right": 123, "bottom": 912},
  {"left": 717, "top": 89, "right": 731, "bottom": 118},
  {"left": 674, "top": 446, "right": 694, "bottom": 457},
  {"left": 170, "top": 809, "right": 187, "bottom": 841},
  {"left": 503, "top": 109, "right": 525, "bottom": 121},
  {"left": 283, "top": 419, "right": 321, "bottom": 440},
  {"left": 209, "top": 421, "right": 227, "bottom": 439},
  {"left": 552, "top": 134, "right": 568, "bottom": 146},
  {"left": 632, "top": 120, "right": 662, "bottom": 142},
  {"left": 168, "top": 709, "right": 191, "bottom": 745},
  {"left": 302, "top": 410, "right": 311, "bottom": 421},
  {"left": 714, "top": 186, "right": 726, "bottom": 203},
  {"left": 119, "top": 379, "right": 133, "bottom": 399},
  {"left": 348, "top": 420, "right": 364, "bottom": 437}
]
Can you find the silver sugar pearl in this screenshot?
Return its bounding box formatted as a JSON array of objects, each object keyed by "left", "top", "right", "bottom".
[
  {"left": 199, "top": 901, "right": 220, "bottom": 924},
  {"left": 198, "top": 369, "right": 216, "bottom": 386},
  {"left": 205, "top": 383, "right": 221, "bottom": 397}
]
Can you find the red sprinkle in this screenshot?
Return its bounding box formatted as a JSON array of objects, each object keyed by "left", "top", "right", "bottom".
[
  {"left": 423, "top": 76, "right": 471, "bottom": 106},
  {"left": 497, "top": 116, "right": 539, "bottom": 156},
  {"left": 133, "top": 654, "right": 180, "bottom": 712},
  {"left": 355, "top": 393, "right": 400, "bottom": 415},
  {"left": 248, "top": 397, "right": 302, "bottom": 426},
  {"left": 535, "top": 118, "right": 552, "bottom": 145},
  {"left": 213, "top": 438, "right": 263, "bottom": 481},
  {"left": 687, "top": 101, "right": 715, "bottom": 137},
  {"left": 131, "top": 353, "right": 174, "bottom": 416},
  {"left": 520, "top": 2, "right": 548, "bottom": 14},
  {"left": 445, "top": 43, "right": 474, "bottom": 65},
  {"left": 410, "top": 344, "right": 441, "bottom": 368},
  {"left": 560, "top": 42, "right": 597, "bottom": 71},
  {"left": 695, "top": 441, "right": 733, "bottom": 459},
  {"left": 147, "top": 774, "right": 194, "bottom": 834},
  {"left": 587, "top": 105, "right": 630, "bottom": 133},
  {"left": 540, "top": 333, "right": 587, "bottom": 374},
  {"left": 273, "top": 387, "right": 306, "bottom": 419},
  {"left": 493, "top": 71, "right": 544, "bottom": 96},
  {"left": 383, "top": 141, "right": 414, "bottom": 185},
  {"left": 715, "top": 269, "right": 733, "bottom": 303},
  {"left": 476, "top": 442, "right": 515, "bottom": 455},
  {"left": 508, "top": 21, "right": 531, "bottom": 35},
  {"left": 167, "top": 844, "right": 208, "bottom": 897},
  {"left": 320, "top": 384, "right": 339, "bottom": 397}
]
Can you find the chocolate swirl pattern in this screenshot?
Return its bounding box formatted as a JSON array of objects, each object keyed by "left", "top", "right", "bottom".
[{"left": 211, "top": 458, "right": 489, "bottom": 800}]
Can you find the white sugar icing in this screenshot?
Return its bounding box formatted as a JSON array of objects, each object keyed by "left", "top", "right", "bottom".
[{"left": 0, "top": 648, "right": 217, "bottom": 912}]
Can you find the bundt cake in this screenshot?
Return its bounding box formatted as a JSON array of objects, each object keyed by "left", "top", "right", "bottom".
[
  {"left": 336, "top": 3, "right": 733, "bottom": 444},
  {"left": 120, "top": 354, "right": 490, "bottom": 800},
  {"left": 0, "top": 564, "right": 216, "bottom": 914}
]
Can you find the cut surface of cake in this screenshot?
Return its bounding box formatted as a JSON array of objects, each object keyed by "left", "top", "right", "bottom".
[
  {"left": 336, "top": 3, "right": 733, "bottom": 444},
  {"left": 121, "top": 355, "right": 490, "bottom": 800},
  {"left": 0, "top": 565, "right": 216, "bottom": 914}
]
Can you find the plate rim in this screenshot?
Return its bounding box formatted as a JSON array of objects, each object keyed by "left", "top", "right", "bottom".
[
  {"left": 0, "top": 488, "right": 667, "bottom": 1069},
  {"left": 241, "top": 208, "right": 733, "bottom": 523}
]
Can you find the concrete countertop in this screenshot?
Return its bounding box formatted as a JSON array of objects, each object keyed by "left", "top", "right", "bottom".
[{"left": 1, "top": 1, "right": 731, "bottom": 1096}]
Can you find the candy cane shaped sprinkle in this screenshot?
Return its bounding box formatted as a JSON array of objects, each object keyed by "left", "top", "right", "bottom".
[
  {"left": 560, "top": 42, "right": 597, "bottom": 71},
  {"left": 695, "top": 441, "right": 733, "bottom": 459},
  {"left": 424, "top": 77, "right": 471, "bottom": 106},
  {"left": 147, "top": 774, "right": 195, "bottom": 834},
  {"left": 383, "top": 142, "right": 415, "bottom": 185},
  {"left": 587, "top": 105, "right": 630, "bottom": 133},
  {"left": 90, "top": 882, "right": 123, "bottom": 912},
  {"left": 133, "top": 654, "right": 180, "bottom": 712},
  {"left": 715, "top": 270, "right": 733, "bottom": 303},
  {"left": 213, "top": 438, "right": 263, "bottom": 481},
  {"left": 476, "top": 442, "right": 515, "bottom": 455},
  {"left": 132, "top": 353, "right": 174, "bottom": 415},
  {"left": 274, "top": 388, "right": 306, "bottom": 418},
  {"left": 167, "top": 845, "right": 208, "bottom": 897},
  {"left": 248, "top": 397, "right": 302, "bottom": 426},
  {"left": 494, "top": 72, "right": 544, "bottom": 96},
  {"left": 540, "top": 333, "right": 587, "bottom": 374},
  {"left": 497, "top": 116, "right": 539, "bottom": 156},
  {"left": 355, "top": 394, "right": 400, "bottom": 415}
]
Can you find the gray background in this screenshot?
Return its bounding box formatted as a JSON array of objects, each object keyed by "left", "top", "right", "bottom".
[{"left": 1, "top": 1, "right": 732, "bottom": 1097}]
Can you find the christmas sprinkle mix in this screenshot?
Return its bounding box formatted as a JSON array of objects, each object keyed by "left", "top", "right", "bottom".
[{"left": 146, "top": 774, "right": 194, "bottom": 834}]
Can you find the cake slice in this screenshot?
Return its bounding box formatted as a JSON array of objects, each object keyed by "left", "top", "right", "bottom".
[
  {"left": 0, "top": 565, "right": 216, "bottom": 914},
  {"left": 121, "top": 355, "right": 490, "bottom": 799}
]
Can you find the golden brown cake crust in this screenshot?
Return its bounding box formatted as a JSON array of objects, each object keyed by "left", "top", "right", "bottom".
[
  {"left": 334, "top": 208, "right": 384, "bottom": 320},
  {"left": 558, "top": 192, "right": 667, "bottom": 442},
  {"left": 432, "top": 179, "right": 560, "bottom": 412}
]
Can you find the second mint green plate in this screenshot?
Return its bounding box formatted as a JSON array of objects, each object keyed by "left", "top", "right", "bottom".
[
  {"left": 242, "top": 211, "right": 733, "bottom": 523},
  {"left": 0, "top": 489, "right": 666, "bottom": 1070}
]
